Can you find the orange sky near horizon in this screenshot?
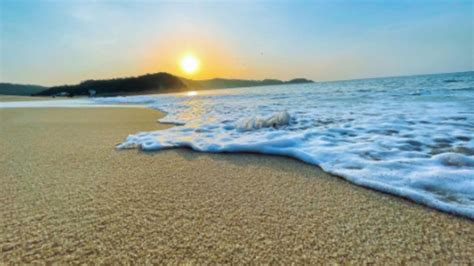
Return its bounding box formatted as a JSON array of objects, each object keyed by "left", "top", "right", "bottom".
[
  {"left": 137, "top": 33, "right": 245, "bottom": 80},
  {"left": 1, "top": 2, "right": 472, "bottom": 86}
]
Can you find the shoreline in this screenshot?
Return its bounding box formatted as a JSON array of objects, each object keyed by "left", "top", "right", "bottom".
[{"left": 1, "top": 106, "right": 473, "bottom": 263}]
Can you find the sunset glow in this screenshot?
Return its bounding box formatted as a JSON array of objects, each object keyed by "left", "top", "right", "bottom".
[
  {"left": 1, "top": 1, "right": 473, "bottom": 263},
  {"left": 180, "top": 54, "right": 200, "bottom": 75},
  {"left": 1, "top": 2, "right": 472, "bottom": 85}
]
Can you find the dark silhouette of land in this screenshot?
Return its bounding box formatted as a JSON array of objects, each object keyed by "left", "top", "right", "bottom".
[
  {"left": 35, "top": 73, "right": 186, "bottom": 97},
  {"left": 0, "top": 72, "right": 314, "bottom": 97},
  {"left": 0, "top": 83, "right": 47, "bottom": 96},
  {"left": 181, "top": 77, "right": 314, "bottom": 90}
]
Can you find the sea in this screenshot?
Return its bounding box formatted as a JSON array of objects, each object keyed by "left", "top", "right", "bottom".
[{"left": 2, "top": 71, "right": 474, "bottom": 218}]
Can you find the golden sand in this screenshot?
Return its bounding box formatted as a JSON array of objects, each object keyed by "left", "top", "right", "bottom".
[{"left": 1, "top": 107, "right": 473, "bottom": 264}]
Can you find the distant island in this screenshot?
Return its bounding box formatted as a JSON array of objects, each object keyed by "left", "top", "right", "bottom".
[
  {"left": 0, "top": 83, "right": 48, "bottom": 96},
  {"left": 0, "top": 72, "right": 314, "bottom": 97}
]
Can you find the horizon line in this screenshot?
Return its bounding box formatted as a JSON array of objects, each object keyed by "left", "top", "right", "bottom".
[{"left": 1, "top": 69, "right": 473, "bottom": 88}]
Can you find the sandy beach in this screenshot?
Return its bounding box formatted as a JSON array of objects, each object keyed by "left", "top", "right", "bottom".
[{"left": 1, "top": 106, "right": 473, "bottom": 264}]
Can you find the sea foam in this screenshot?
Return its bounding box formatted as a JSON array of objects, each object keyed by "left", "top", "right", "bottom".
[
  {"left": 98, "top": 72, "right": 474, "bottom": 218},
  {"left": 237, "top": 111, "right": 291, "bottom": 130}
]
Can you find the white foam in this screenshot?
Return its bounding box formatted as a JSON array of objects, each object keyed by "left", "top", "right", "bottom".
[
  {"left": 98, "top": 72, "right": 473, "bottom": 219},
  {"left": 237, "top": 111, "right": 291, "bottom": 130}
]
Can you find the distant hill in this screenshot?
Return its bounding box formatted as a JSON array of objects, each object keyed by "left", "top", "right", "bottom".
[
  {"left": 1, "top": 72, "right": 314, "bottom": 97},
  {"left": 181, "top": 77, "right": 314, "bottom": 90},
  {"left": 0, "top": 83, "right": 47, "bottom": 96},
  {"left": 35, "top": 72, "right": 186, "bottom": 97}
]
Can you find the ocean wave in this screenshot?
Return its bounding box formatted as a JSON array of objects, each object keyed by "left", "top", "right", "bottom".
[{"left": 97, "top": 72, "right": 474, "bottom": 219}]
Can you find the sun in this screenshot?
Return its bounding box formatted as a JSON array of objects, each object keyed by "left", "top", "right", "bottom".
[{"left": 180, "top": 54, "right": 200, "bottom": 74}]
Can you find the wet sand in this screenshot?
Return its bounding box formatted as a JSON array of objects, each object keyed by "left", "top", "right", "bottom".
[
  {"left": 1, "top": 107, "right": 473, "bottom": 264},
  {"left": 0, "top": 95, "right": 53, "bottom": 102}
]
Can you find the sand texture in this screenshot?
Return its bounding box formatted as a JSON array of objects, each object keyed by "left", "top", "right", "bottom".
[{"left": 1, "top": 107, "right": 473, "bottom": 264}]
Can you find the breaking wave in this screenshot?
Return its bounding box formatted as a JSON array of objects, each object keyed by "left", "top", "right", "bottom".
[{"left": 96, "top": 72, "right": 474, "bottom": 219}]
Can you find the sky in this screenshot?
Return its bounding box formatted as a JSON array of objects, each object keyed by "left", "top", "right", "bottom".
[{"left": 0, "top": 0, "right": 473, "bottom": 86}]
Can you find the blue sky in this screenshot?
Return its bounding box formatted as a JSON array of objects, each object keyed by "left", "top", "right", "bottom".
[{"left": 1, "top": 0, "right": 473, "bottom": 85}]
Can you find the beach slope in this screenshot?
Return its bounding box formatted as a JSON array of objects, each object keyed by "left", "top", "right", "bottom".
[{"left": 1, "top": 107, "right": 473, "bottom": 264}]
